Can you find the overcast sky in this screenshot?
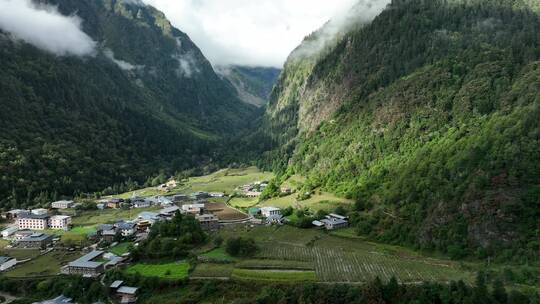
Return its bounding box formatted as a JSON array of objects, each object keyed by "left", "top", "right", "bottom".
[{"left": 143, "top": 0, "right": 359, "bottom": 68}]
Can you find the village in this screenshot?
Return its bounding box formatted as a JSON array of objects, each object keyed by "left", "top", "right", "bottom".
[{"left": 0, "top": 168, "right": 353, "bottom": 304}]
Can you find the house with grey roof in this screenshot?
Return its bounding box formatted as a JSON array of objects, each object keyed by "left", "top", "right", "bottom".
[
  {"left": 63, "top": 250, "right": 105, "bottom": 277},
  {"left": 32, "top": 295, "right": 73, "bottom": 304},
  {"left": 17, "top": 233, "right": 54, "bottom": 249},
  {"left": 159, "top": 206, "right": 180, "bottom": 217},
  {"left": 110, "top": 280, "right": 138, "bottom": 304},
  {"left": 320, "top": 214, "right": 349, "bottom": 230},
  {"left": 116, "top": 222, "right": 136, "bottom": 237}
]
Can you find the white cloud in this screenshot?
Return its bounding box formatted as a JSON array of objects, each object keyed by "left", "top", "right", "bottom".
[
  {"left": 103, "top": 49, "right": 143, "bottom": 71},
  {"left": 0, "top": 0, "right": 96, "bottom": 56},
  {"left": 142, "top": 0, "right": 375, "bottom": 68}
]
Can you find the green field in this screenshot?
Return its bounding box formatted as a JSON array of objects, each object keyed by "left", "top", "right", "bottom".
[
  {"left": 236, "top": 259, "right": 314, "bottom": 270},
  {"left": 114, "top": 167, "right": 274, "bottom": 199},
  {"left": 229, "top": 197, "right": 258, "bottom": 209},
  {"left": 258, "top": 191, "right": 353, "bottom": 212},
  {"left": 199, "top": 247, "right": 235, "bottom": 263},
  {"left": 126, "top": 262, "right": 190, "bottom": 279},
  {"left": 0, "top": 248, "right": 40, "bottom": 260},
  {"left": 232, "top": 269, "right": 317, "bottom": 282},
  {"left": 212, "top": 225, "right": 474, "bottom": 284},
  {"left": 5, "top": 250, "right": 80, "bottom": 278},
  {"left": 191, "top": 263, "right": 234, "bottom": 278},
  {"left": 110, "top": 242, "right": 133, "bottom": 256}
]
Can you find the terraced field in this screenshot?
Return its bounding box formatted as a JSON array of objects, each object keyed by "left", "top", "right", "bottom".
[
  {"left": 211, "top": 225, "right": 474, "bottom": 284},
  {"left": 256, "top": 242, "right": 470, "bottom": 283}
]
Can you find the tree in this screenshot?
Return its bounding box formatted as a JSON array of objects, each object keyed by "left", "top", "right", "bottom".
[
  {"left": 225, "top": 237, "right": 258, "bottom": 257},
  {"left": 492, "top": 279, "right": 508, "bottom": 304}
]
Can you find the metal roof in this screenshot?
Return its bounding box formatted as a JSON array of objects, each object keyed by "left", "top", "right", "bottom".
[
  {"left": 20, "top": 233, "right": 53, "bottom": 242},
  {"left": 33, "top": 295, "right": 73, "bottom": 304},
  {"left": 117, "top": 286, "right": 138, "bottom": 295},
  {"left": 312, "top": 220, "right": 324, "bottom": 227},
  {"left": 0, "top": 256, "right": 14, "bottom": 264},
  {"left": 321, "top": 218, "right": 348, "bottom": 225},
  {"left": 19, "top": 213, "right": 49, "bottom": 220},
  {"left": 110, "top": 280, "right": 124, "bottom": 289},
  {"left": 68, "top": 250, "right": 104, "bottom": 269}
]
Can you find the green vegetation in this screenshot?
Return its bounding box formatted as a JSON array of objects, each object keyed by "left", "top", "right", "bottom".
[
  {"left": 110, "top": 242, "right": 133, "bottom": 256},
  {"left": 0, "top": 249, "right": 40, "bottom": 261},
  {"left": 191, "top": 263, "right": 234, "bottom": 278},
  {"left": 126, "top": 262, "right": 190, "bottom": 280},
  {"left": 114, "top": 166, "right": 273, "bottom": 199},
  {"left": 199, "top": 247, "right": 235, "bottom": 263},
  {"left": 131, "top": 213, "right": 206, "bottom": 261},
  {"left": 213, "top": 225, "right": 475, "bottom": 284},
  {"left": 0, "top": 0, "right": 257, "bottom": 210},
  {"left": 225, "top": 237, "right": 258, "bottom": 257},
  {"left": 257, "top": 0, "right": 540, "bottom": 262},
  {"left": 236, "top": 259, "right": 314, "bottom": 270},
  {"left": 229, "top": 197, "right": 258, "bottom": 208},
  {"left": 5, "top": 250, "right": 80, "bottom": 278},
  {"left": 231, "top": 269, "right": 317, "bottom": 282}
]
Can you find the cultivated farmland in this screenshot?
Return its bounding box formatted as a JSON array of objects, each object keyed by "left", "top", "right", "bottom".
[
  {"left": 256, "top": 242, "right": 471, "bottom": 283},
  {"left": 126, "top": 262, "right": 190, "bottom": 280},
  {"left": 231, "top": 269, "right": 317, "bottom": 282},
  {"left": 214, "top": 226, "right": 473, "bottom": 284}
]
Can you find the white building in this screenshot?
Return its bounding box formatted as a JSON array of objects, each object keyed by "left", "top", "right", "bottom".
[
  {"left": 182, "top": 204, "right": 205, "bottom": 214},
  {"left": 116, "top": 222, "right": 136, "bottom": 237},
  {"left": 0, "top": 256, "right": 16, "bottom": 271},
  {"left": 48, "top": 215, "right": 72, "bottom": 230},
  {"left": 1, "top": 226, "right": 18, "bottom": 238},
  {"left": 209, "top": 192, "right": 225, "bottom": 198},
  {"left": 261, "top": 207, "right": 281, "bottom": 217},
  {"left": 51, "top": 200, "right": 74, "bottom": 209},
  {"left": 17, "top": 214, "right": 49, "bottom": 230},
  {"left": 132, "top": 199, "right": 151, "bottom": 209}
]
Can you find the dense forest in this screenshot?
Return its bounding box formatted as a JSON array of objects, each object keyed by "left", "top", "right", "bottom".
[
  {"left": 2, "top": 272, "right": 539, "bottom": 304},
  {"left": 257, "top": 0, "right": 540, "bottom": 261},
  {"left": 0, "top": 0, "right": 257, "bottom": 209}
]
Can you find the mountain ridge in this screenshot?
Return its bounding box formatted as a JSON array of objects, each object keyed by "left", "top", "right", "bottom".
[
  {"left": 258, "top": 0, "right": 540, "bottom": 261},
  {"left": 0, "top": 0, "right": 257, "bottom": 208}
]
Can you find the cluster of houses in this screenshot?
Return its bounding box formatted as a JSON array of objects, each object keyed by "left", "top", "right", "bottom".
[
  {"left": 238, "top": 181, "right": 268, "bottom": 198},
  {"left": 248, "top": 206, "right": 350, "bottom": 230}
]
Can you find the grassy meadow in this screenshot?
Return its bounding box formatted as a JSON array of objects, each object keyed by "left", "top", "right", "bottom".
[{"left": 5, "top": 250, "right": 80, "bottom": 278}]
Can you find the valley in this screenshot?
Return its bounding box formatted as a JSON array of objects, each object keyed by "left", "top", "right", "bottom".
[{"left": 0, "top": 0, "right": 539, "bottom": 303}]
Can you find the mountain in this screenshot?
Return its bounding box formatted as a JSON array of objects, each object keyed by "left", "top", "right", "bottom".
[
  {"left": 217, "top": 66, "right": 281, "bottom": 107},
  {"left": 259, "top": 0, "right": 540, "bottom": 261},
  {"left": 0, "top": 0, "right": 257, "bottom": 208}
]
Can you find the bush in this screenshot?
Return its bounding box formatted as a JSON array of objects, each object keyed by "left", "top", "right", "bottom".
[{"left": 225, "top": 237, "right": 258, "bottom": 257}]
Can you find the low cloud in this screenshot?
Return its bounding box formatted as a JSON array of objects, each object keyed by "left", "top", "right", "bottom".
[
  {"left": 172, "top": 38, "right": 200, "bottom": 78},
  {"left": 142, "top": 0, "right": 366, "bottom": 67},
  {"left": 104, "top": 49, "right": 143, "bottom": 71},
  {"left": 293, "top": 0, "right": 391, "bottom": 59},
  {"left": 0, "top": 0, "right": 96, "bottom": 56}
]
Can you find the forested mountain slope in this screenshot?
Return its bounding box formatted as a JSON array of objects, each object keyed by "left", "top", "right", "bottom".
[
  {"left": 0, "top": 0, "right": 256, "bottom": 208},
  {"left": 259, "top": 0, "right": 540, "bottom": 261}
]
